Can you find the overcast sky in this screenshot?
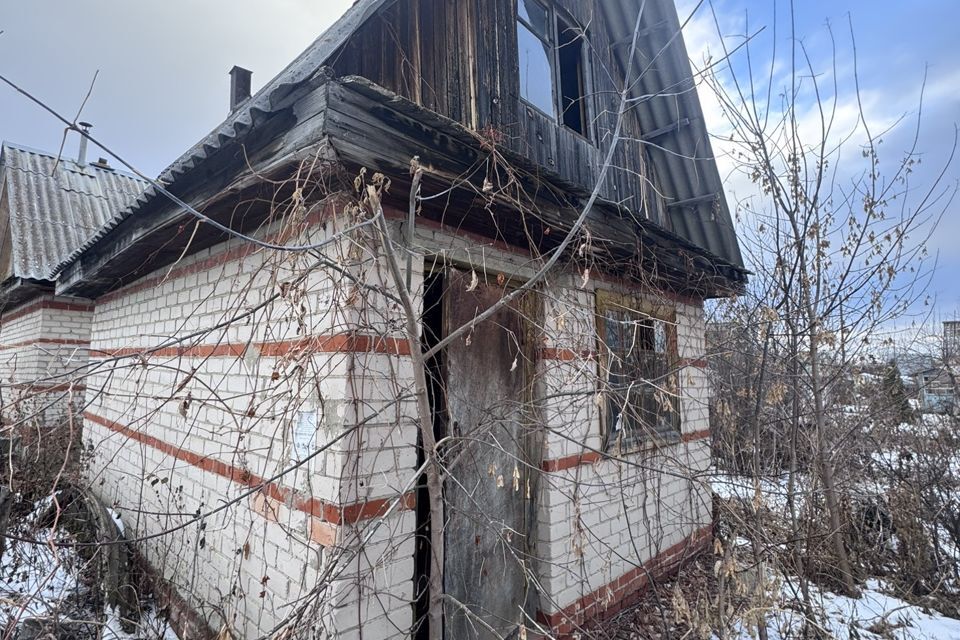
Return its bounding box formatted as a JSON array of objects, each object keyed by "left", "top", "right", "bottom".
[{"left": 1, "top": 1, "right": 957, "bottom": 314}]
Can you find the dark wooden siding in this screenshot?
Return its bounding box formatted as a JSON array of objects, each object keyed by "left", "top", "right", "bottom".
[{"left": 328, "top": 0, "right": 668, "bottom": 229}]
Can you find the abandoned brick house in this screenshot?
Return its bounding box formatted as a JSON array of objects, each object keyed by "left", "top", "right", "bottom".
[{"left": 0, "top": 0, "right": 746, "bottom": 638}]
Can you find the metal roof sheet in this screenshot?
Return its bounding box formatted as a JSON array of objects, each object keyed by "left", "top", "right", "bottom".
[
  {"left": 56, "top": 0, "right": 743, "bottom": 276},
  {"left": 597, "top": 0, "right": 743, "bottom": 267},
  {"left": 0, "top": 142, "right": 148, "bottom": 281}
]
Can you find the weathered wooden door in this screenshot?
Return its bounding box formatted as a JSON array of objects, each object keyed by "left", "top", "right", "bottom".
[{"left": 443, "top": 269, "right": 537, "bottom": 640}]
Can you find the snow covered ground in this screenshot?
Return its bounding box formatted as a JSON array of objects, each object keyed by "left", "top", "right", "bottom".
[
  {"left": 0, "top": 501, "right": 179, "bottom": 639},
  {"left": 711, "top": 447, "right": 960, "bottom": 640},
  {"left": 0, "top": 528, "right": 83, "bottom": 622},
  {"left": 736, "top": 579, "right": 960, "bottom": 640}
]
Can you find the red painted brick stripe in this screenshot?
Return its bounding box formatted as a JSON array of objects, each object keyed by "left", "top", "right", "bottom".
[
  {"left": 84, "top": 411, "right": 414, "bottom": 525},
  {"left": 258, "top": 335, "right": 411, "bottom": 357},
  {"left": 0, "top": 338, "right": 90, "bottom": 352},
  {"left": 4, "top": 382, "right": 87, "bottom": 393},
  {"left": 541, "top": 452, "right": 603, "bottom": 472},
  {"left": 537, "top": 526, "right": 712, "bottom": 637},
  {"left": 91, "top": 334, "right": 412, "bottom": 360},
  {"left": 1, "top": 300, "right": 94, "bottom": 324},
  {"left": 682, "top": 429, "right": 711, "bottom": 443},
  {"left": 93, "top": 344, "right": 250, "bottom": 359}
]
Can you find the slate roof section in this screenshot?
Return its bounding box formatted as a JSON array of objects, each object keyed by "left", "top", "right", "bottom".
[
  {"left": 0, "top": 142, "right": 148, "bottom": 281},
  {"left": 56, "top": 0, "right": 744, "bottom": 274}
]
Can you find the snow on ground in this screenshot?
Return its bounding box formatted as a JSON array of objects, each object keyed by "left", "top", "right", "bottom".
[
  {"left": 102, "top": 606, "right": 181, "bottom": 640},
  {"left": 710, "top": 472, "right": 794, "bottom": 515},
  {"left": 108, "top": 507, "right": 127, "bottom": 536},
  {"left": 711, "top": 429, "right": 960, "bottom": 640},
  {"left": 0, "top": 523, "right": 89, "bottom": 624},
  {"left": 1, "top": 503, "right": 179, "bottom": 638},
  {"left": 735, "top": 579, "right": 960, "bottom": 640}
]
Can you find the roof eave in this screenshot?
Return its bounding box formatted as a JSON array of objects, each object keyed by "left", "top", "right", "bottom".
[{"left": 0, "top": 277, "right": 56, "bottom": 311}]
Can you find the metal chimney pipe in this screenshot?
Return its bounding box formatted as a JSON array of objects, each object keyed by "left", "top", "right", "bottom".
[
  {"left": 229, "top": 66, "right": 252, "bottom": 112},
  {"left": 77, "top": 122, "right": 92, "bottom": 165}
]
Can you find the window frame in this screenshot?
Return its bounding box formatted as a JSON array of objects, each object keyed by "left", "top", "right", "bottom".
[
  {"left": 516, "top": 0, "right": 594, "bottom": 141},
  {"left": 595, "top": 291, "right": 682, "bottom": 451}
]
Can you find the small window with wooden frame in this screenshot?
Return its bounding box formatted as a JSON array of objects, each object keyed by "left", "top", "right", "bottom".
[
  {"left": 516, "top": 0, "right": 592, "bottom": 139},
  {"left": 596, "top": 291, "right": 681, "bottom": 449}
]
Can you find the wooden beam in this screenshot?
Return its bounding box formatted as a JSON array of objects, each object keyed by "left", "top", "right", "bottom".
[{"left": 57, "top": 82, "right": 336, "bottom": 298}]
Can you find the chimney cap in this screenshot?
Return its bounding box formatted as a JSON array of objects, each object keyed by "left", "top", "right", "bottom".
[{"left": 229, "top": 66, "right": 253, "bottom": 112}]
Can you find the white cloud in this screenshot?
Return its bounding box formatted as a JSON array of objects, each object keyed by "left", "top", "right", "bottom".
[{"left": 679, "top": 0, "right": 958, "bottom": 314}]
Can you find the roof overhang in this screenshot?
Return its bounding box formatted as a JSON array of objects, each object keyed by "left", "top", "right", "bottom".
[
  {"left": 324, "top": 76, "right": 747, "bottom": 297},
  {"left": 598, "top": 0, "right": 744, "bottom": 268},
  {"left": 57, "top": 75, "right": 746, "bottom": 301},
  {"left": 0, "top": 277, "right": 55, "bottom": 312}
]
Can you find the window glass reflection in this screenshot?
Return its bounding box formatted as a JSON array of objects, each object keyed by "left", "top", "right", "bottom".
[
  {"left": 518, "top": 21, "right": 555, "bottom": 116},
  {"left": 518, "top": 0, "right": 550, "bottom": 39}
]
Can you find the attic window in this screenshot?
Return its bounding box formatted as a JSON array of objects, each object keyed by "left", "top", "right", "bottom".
[{"left": 517, "top": 0, "right": 591, "bottom": 138}]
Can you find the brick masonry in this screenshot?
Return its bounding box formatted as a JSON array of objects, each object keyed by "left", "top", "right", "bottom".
[
  {"left": 532, "top": 275, "right": 713, "bottom": 636},
  {"left": 0, "top": 294, "right": 93, "bottom": 426},
  {"left": 80, "top": 212, "right": 417, "bottom": 639},
  {"left": 28, "top": 207, "right": 714, "bottom": 638}
]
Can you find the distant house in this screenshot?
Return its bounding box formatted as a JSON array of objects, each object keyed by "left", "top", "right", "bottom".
[
  {"left": 9, "top": 1, "right": 746, "bottom": 638},
  {"left": 0, "top": 142, "right": 145, "bottom": 425},
  {"left": 909, "top": 321, "right": 960, "bottom": 414},
  {"left": 915, "top": 366, "right": 956, "bottom": 413}
]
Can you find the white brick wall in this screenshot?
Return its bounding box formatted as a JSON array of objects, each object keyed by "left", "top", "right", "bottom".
[
  {"left": 79, "top": 211, "right": 712, "bottom": 638},
  {"left": 0, "top": 295, "right": 92, "bottom": 426},
  {"left": 536, "top": 279, "right": 712, "bottom": 622},
  {"left": 406, "top": 225, "right": 712, "bottom": 625},
  {"left": 83, "top": 211, "right": 418, "bottom": 639}
]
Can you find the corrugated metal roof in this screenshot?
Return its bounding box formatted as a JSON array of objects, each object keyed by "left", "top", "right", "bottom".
[
  {"left": 0, "top": 142, "right": 148, "bottom": 281},
  {"left": 598, "top": 0, "right": 743, "bottom": 268},
  {"left": 56, "top": 0, "right": 743, "bottom": 276}
]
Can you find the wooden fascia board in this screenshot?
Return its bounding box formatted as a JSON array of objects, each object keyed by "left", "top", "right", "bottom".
[{"left": 0, "top": 277, "right": 55, "bottom": 311}]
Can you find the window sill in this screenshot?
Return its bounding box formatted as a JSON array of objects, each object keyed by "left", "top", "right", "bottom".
[
  {"left": 520, "top": 97, "right": 557, "bottom": 123},
  {"left": 518, "top": 99, "right": 595, "bottom": 146},
  {"left": 605, "top": 431, "right": 682, "bottom": 457}
]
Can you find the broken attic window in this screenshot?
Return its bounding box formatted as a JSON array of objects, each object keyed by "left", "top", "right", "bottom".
[
  {"left": 518, "top": 0, "right": 550, "bottom": 35},
  {"left": 597, "top": 294, "right": 680, "bottom": 448},
  {"left": 517, "top": 0, "right": 591, "bottom": 138},
  {"left": 557, "top": 14, "right": 588, "bottom": 135}
]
